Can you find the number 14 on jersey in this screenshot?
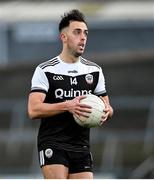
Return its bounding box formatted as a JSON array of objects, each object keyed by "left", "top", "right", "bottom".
[{"left": 70, "top": 77, "right": 78, "bottom": 85}]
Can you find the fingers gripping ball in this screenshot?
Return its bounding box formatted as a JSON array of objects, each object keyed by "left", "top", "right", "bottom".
[{"left": 74, "top": 94, "right": 105, "bottom": 128}]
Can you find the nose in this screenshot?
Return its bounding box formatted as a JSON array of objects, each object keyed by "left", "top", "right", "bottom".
[{"left": 81, "top": 32, "right": 86, "bottom": 41}]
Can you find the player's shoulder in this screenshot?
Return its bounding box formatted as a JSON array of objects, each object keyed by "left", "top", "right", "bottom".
[
  {"left": 80, "top": 57, "right": 101, "bottom": 69},
  {"left": 38, "top": 56, "right": 60, "bottom": 70}
]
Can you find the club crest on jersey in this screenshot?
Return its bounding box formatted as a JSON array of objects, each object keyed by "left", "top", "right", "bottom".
[
  {"left": 45, "top": 148, "right": 53, "bottom": 158},
  {"left": 85, "top": 74, "right": 93, "bottom": 84}
]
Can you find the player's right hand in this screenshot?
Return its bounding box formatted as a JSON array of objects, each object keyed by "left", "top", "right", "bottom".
[{"left": 65, "top": 96, "right": 92, "bottom": 118}]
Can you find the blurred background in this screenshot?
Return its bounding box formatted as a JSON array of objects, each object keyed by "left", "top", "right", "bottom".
[{"left": 0, "top": 0, "right": 154, "bottom": 178}]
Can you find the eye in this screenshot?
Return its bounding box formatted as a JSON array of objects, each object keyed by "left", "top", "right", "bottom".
[
  {"left": 74, "top": 29, "right": 81, "bottom": 35},
  {"left": 84, "top": 30, "right": 88, "bottom": 37},
  {"left": 73, "top": 29, "right": 88, "bottom": 37}
]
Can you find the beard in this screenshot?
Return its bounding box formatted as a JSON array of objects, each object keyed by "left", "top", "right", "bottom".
[
  {"left": 74, "top": 51, "right": 83, "bottom": 57},
  {"left": 67, "top": 43, "right": 85, "bottom": 57},
  {"left": 72, "top": 47, "right": 84, "bottom": 57}
]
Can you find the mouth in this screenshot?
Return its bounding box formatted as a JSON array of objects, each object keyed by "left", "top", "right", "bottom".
[{"left": 78, "top": 43, "right": 85, "bottom": 50}]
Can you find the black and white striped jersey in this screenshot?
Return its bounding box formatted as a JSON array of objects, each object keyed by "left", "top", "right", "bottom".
[{"left": 31, "top": 56, "right": 107, "bottom": 152}]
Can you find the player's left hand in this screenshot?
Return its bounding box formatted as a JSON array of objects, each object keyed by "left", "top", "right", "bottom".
[{"left": 99, "top": 97, "right": 110, "bottom": 125}]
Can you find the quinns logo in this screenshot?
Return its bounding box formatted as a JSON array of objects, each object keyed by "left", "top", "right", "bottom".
[{"left": 85, "top": 74, "right": 93, "bottom": 84}]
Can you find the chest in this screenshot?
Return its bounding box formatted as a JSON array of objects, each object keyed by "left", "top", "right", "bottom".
[{"left": 45, "top": 72, "right": 99, "bottom": 100}]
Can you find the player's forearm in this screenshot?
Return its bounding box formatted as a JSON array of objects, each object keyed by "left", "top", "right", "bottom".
[
  {"left": 28, "top": 101, "right": 68, "bottom": 119},
  {"left": 108, "top": 105, "right": 114, "bottom": 118}
]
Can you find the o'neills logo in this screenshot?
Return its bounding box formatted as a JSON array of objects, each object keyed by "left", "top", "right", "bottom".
[
  {"left": 55, "top": 88, "right": 92, "bottom": 99},
  {"left": 85, "top": 74, "right": 93, "bottom": 84}
]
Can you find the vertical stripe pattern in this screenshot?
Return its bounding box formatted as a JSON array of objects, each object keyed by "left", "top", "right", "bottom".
[{"left": 39, "top": 150, "right": 45, "bottom": 166}]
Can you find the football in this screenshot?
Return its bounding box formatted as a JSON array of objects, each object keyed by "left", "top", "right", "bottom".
[{"left": 74, "top": 94, "right": 105, "bottom": 128}]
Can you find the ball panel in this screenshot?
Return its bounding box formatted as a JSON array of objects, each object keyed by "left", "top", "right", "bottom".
[{"left": 73, "top": 94, "right": 105, "bottom": 128}]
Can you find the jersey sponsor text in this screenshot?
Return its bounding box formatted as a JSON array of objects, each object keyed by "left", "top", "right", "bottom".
[{"left": 55, "top": 88, "right": 92, "bottom": 99}]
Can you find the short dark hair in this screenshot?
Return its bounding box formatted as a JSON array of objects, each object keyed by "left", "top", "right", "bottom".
[{"left": 59, "top": 9, "right": 87, "bottom": 32}]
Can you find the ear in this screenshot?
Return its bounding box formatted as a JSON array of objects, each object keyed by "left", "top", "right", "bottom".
[{"left": 60, "top": 32, "right": 67, "bottom": 43}]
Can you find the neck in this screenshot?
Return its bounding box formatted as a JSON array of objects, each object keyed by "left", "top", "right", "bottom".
[{"left": 59, "top": 52, "right": 80, "bottom": 63}]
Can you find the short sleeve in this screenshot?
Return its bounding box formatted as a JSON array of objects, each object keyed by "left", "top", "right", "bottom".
[
  {"left": 94, "top": 68, "right": 107, "bottom": 96},
  {"left": 31, "top": 66, "right": 49, "bottom": 93}
]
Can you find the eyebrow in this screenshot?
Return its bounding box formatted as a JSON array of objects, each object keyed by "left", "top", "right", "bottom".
[{"left": 74, "top": 28, "right": 88, "bottom": 32}]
